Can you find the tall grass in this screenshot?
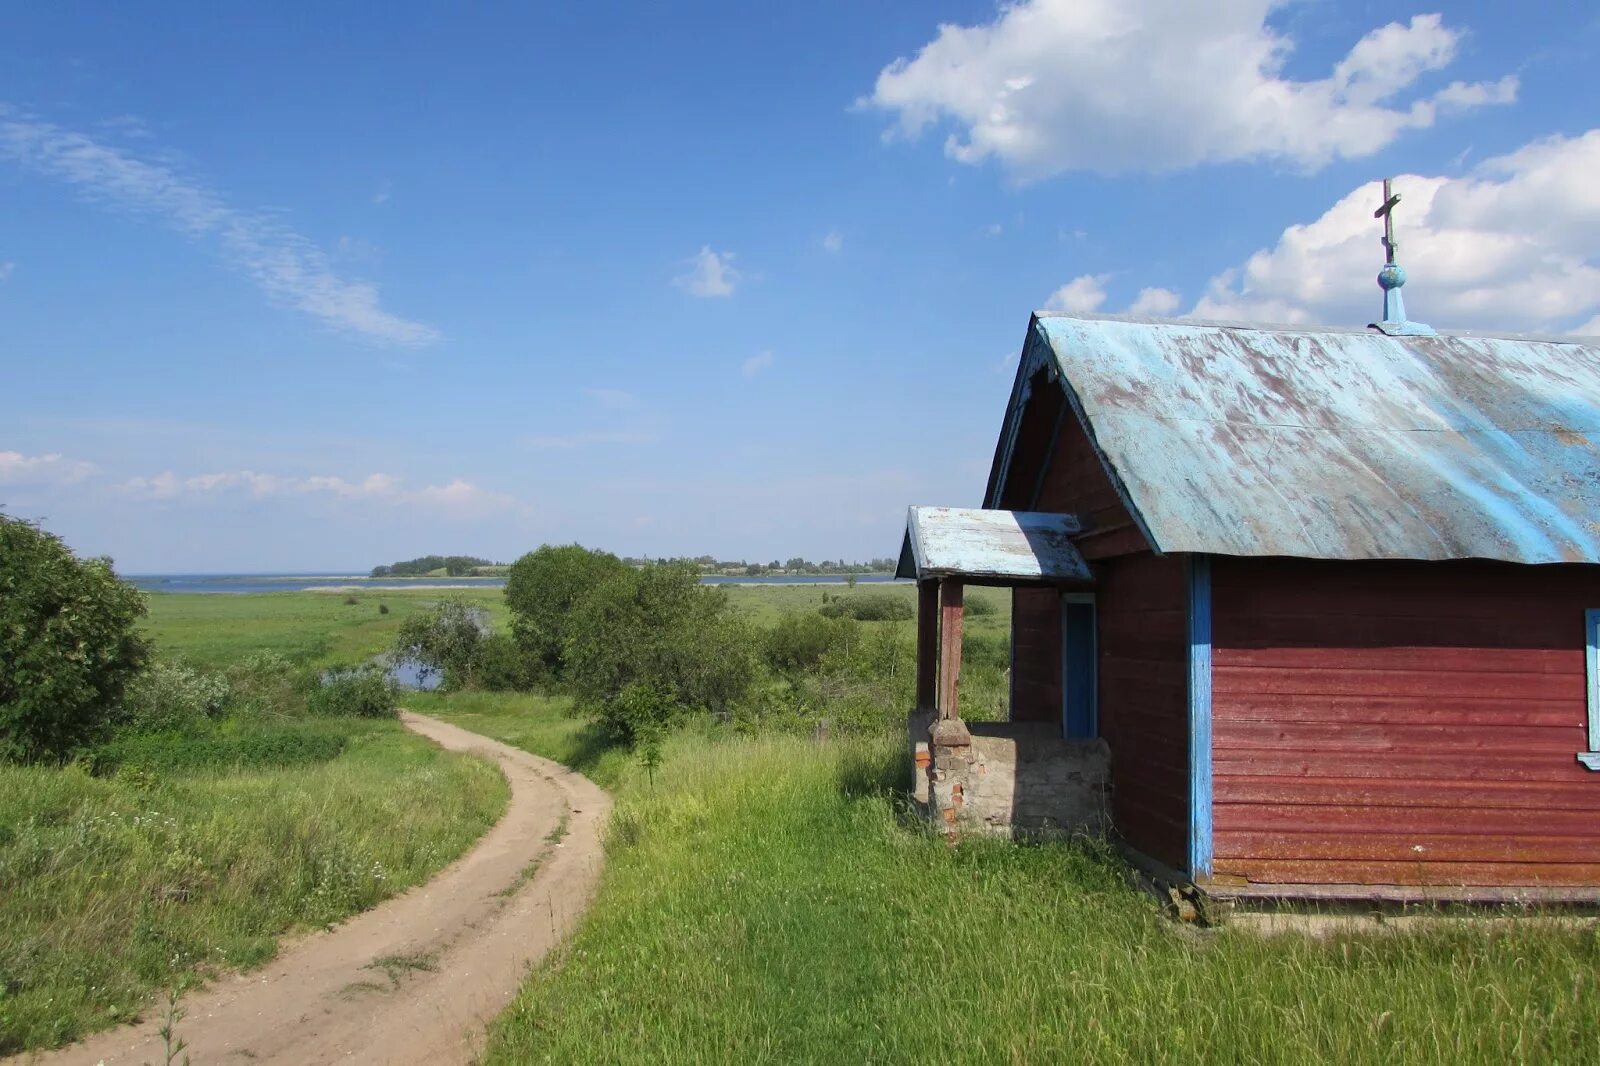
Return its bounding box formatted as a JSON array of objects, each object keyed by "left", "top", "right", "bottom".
[
  {"left": 443, "top": 706, "right": 1599, "bottom": 1065},
  {"left": 0, "top": 719, "right": 508, "bottom": 1054}
]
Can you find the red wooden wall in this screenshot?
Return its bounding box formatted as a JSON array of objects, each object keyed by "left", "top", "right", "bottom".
[
  {"left": 1211, "top": 557, "right": 1600, "bottom": 887},
  {"left": 1005, "top": 387, "right": 1191, "bottom": 872}
]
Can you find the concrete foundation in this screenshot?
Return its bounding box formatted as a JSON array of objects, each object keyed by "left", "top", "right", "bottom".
[{"left": 909, "top": 711, "right": 1110, "bottom": 837}]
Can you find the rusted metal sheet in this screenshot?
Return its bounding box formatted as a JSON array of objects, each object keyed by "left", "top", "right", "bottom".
[
  {"left": 897, "top": 506, "right": 1090, "bottom": 583},
  {"left": 1011, "top": 312, "right": 1600, "bottom": 565}
]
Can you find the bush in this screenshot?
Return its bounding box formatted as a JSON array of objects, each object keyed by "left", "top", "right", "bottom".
[
  {"left": 763, "top": 611, "right": 860, "bottom": 676},
  {"left": 308, "top": 668, "right": 398, "bottom": 719},
  {"left": 225, "top": 653, "right": 307, "bottom": 719},
  {"left": 504, "top": 545, "right": 629, "bottom": 677},
  {"left": 0, "top": 516, "right": 148, "bottom": 762},
  {"left": 476, "top": 632, "right": 539, "bottom": 691},
  {"left": 394, "top": 597, "right": 486, "bottom": 690},
  {"left": 121, "top": 660, "right": 230, "bottom": 733},
  {"left": 89, "top": 719, "right": 351, "bottom": 775},
  {"left": 965, "top": 592, "right": 1000, "bottom": 617},
  {"left": 817, "top": 593, "right": 914, "bottom": 622},
  {"left": 564, "top": 563, "right": 756, "bottom": 741}
]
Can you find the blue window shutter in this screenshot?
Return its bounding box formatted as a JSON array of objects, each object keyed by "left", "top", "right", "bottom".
[{"left": 1582, "top": 610, "right": 1600, "bottom": 771}]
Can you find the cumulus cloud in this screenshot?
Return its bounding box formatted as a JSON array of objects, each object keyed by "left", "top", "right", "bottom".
[
  {"left": 865, "top": 2, "right": 1514, "bottom": 179},
  {"left": 741, "top": 351, "right": 775, "bottom": 378},
  {"left": 1191, "top": 129, "right": 1600, "bottom": 332},
  {"left": 0, "top": 261, "right": 13, "bottom": 282},
  {"left": 0, "top": 106, "right": 438, "bottom": 344},
  {"left": 0, "top": 450, "right": 97, "bottom": 485},
  {"left": 119, "top": 468, "right": 510, "bottom": 512},
  {"left": 676, "top": 246, "right": 739, "bottom": 297},
  {"left": 1044, "top": 274, "right": 1108, "bottom": 313},
  {"left": 1127, "top": 287, "right": 1181, "bottom": 316},
  {"left": 821, "top": 230, "right": 844, "bottom": 253}
]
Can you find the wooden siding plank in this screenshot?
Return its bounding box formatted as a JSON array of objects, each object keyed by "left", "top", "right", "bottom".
[
  {"left": 1215, "top": 776, "right": 1600, "bottom": 811},
  {"left": 1215, "top": 832, "right": 1600, "bottom": 863},
  {"left": 1212, "top": 858, "right": 1600, "bottom": 887}
]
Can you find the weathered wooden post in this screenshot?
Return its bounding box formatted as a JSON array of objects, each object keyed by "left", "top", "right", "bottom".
[
  {"left": 928, "top": 577, "right": 972, "bottom": 836},
  {"left": 915, "top": 579, "right": 938, "bottom": 713}
]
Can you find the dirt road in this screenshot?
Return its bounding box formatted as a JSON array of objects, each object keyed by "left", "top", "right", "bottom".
[{"left": 17, "top": 712, "right": 609, "bottom": 1066}]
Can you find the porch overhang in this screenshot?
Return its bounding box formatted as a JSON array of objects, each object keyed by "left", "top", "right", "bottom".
[{"left": 896, "top": 506, "right": 1092, "bottom": 586}]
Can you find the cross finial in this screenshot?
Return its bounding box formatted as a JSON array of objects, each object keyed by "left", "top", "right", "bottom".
[
  {"left": 1374, "top": 177, "right": 1401, "bottom": 265},
  {"left": 1368, "top": 176, "right": 1435, "bottom": 336}
]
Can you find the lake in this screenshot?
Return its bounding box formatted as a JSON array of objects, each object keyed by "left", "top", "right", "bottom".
[{"left": 127, "top": 572, "right": 904, "bottom": 594}]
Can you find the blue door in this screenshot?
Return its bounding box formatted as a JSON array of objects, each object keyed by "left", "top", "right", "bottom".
[{"left": 1061, "top": 598, "right": 1097, "bottom": 739}]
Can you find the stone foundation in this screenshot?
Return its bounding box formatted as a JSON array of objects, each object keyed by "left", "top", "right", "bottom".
[{"left": 909, "top": 711, "right": 1110, "bottom": 836}]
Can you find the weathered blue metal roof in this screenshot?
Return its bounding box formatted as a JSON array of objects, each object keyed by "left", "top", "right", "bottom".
[
  {"left": 897, "top": 507, "right": 1091, "bottom": 583},
  {"left": 993, "top": 312, "right": 1600, "bottom": 565}
]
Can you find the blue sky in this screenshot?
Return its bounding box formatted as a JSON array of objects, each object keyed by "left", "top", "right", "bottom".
[{"left": 3, "top": 1, "right": 1597, "bottom": 571}]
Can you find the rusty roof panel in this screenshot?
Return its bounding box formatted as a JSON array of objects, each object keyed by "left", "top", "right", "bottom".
[
  {"left": 1030, "top": 313, "right": 1600, "bottom": 564},
  {"left": 898, "top": 506, "right": 1091, "bottom": 582}
]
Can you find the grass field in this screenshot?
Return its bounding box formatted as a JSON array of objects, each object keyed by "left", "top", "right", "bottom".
[
  {"left": 720, "top": 581, "right": 1010, "bottom": 634},
  {"left": 419, "top": 692, "right": 1600, "bottom": 1066},
  {"left": 0, "top": 717, "right": 508, "bottom": 1054},
  {"left": 139, "top": 587, "right": 509, "bottom": 667}
]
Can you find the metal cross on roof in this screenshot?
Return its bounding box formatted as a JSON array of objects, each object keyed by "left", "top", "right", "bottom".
[{"left": 1374, "top": 177, "right": 1401, "bottom": 264}]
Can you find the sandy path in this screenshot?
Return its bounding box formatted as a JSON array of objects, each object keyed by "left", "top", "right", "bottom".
[{"left": 16, "top": 712, "right": 610, "bottom": 1066}]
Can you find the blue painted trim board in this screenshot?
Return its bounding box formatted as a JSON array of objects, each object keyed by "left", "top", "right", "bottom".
[
  {"left": 1188, "top": 556, "right": 1214, "bottom": 876},
  {"left": 1582, "top": 609, "right": 1600, "bottom": 771}
]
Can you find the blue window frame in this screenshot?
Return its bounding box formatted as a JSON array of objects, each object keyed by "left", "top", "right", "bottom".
[{"left": 1582, "top": 610, "right": 1600, "bottom": 770}]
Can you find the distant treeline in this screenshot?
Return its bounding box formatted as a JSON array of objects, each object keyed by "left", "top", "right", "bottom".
[
  {"left": 370, "top": 555, "right": 502, "bottom": 578},
  {"left": 622, "top": 556, "right": 897, "bottom": 577}
]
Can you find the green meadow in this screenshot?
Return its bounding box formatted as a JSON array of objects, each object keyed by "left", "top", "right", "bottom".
[
  {"left": 422, "top": 691, "right": 1600, "bottom": 1066},
  {"left": 139, "top": 587, "right": 508, "bottom": 667},
  {"left": 0, "top": 718, "right": 506, "bottom": 1053}
]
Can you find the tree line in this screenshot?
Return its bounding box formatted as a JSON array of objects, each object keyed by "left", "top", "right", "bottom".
[{"left": 370, "top": 555, "right": 500, "bottom": 577}]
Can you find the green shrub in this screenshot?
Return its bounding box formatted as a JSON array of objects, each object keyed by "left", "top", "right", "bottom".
[
  {"left": 224, "top": 653, "right": 307, "bottom": 719},
  {"left": 964, "top": 592, "right": 1000, "bottom": 617},
  {"left": 476, "top": 632, "right": 539, "bottom": 691},
  {"left": 394, "top": 597, "right": 485, "bottom": 690},
  {"left": 763, "top": 612, "right": 860, "bottom": 676},
  {"left": 505, "top": 545, "right": 629, "bottom": 677},
  {"left": 0, "top": 515, "right": 149, "bottom": 762},
  {"left": 308, "top": 668, "right": 398, "bottom": 719},
  {"left": 89, "top": 720, "right": 351, "bottom": 774},
  {"left": 817, "top": 593, "right": 913, "bottom": 622},
  {"left": 564, "top": 563, "right": 756, "bottom": 740},
  {"left": 121, "top": 661, "right": 230, "bottom": 733}
]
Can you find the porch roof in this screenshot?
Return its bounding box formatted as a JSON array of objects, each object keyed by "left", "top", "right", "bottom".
[{"left": 896, "top": 506, "right": 1091, "bottom": 584}]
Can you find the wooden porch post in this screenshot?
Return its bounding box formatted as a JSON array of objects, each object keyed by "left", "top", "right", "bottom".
[
  {"left": 938, "top": 578, "right": 965, "bottom": 721},
  {"left": 916, "top": 579, "right": 938, "bottom": 713}
]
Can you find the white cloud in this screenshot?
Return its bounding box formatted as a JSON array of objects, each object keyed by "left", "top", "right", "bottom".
[
  {"left": 676, "top": 246, "right": 739, "bottom": 298},
  {"left": 0, "top": 261, "right": 13, "bottom": 282},
  {"left": 0, "top": 450, "right": 97, "bottom": 485},
  {"left": 1127, "top": 286, "right": 1181, "bottom": 316},
  {"left": 1192, "top": 129, "right": 1600, "bottom": 333},
  {"left": 741, "top": 350, "right": 775, "bottom": 378},
  {"left": 865, "top": 3, "right": 1514, "bottom": 179},
  {"left": 118, "top": 467, "right": 510, "bottom": 512},
  {"left": 371, "top": 180, "right": 392, "bottom": 206},
  {"left": 0, "top": 106, "right": 438, "bottom": 344},
  {"left": 821, "top": 230, "right": 844, "bottom": 253},
  {"left": 1043, "top": 274, "right": 1108, "bottom": 313}
]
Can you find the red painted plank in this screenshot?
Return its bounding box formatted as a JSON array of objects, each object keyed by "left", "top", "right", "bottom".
[
  {"left": 1214, "top": 720, "right": 1585, "bottom": 754},
  {"left": 1215, "top": 832, "right": 1600, "bottom": 863},
  {"left": 1213, "top": 695, "right": 1582, "bottom": 728},
  {"left": 1212, "top": 858, "right": 1600, "bottom": 887},
  {"left": 1214, "top": 803, "right": 1600, "bottom": 837},
  {"left": 1212, "top": 665, "right": 1581, "bottom": 700},
  {"left": 1214, "top": 646, "right": 1576, "bottom": 673},
  {"left": 1214, "top": 752, "right": 1587, "bottom": 782},
  {"left": 1214, "top": 776, "right": 1600, "bottom": 811}
]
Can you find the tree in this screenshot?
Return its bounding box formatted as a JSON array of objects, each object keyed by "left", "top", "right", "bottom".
[
  {"left": 394, "top": 597, "right": 485, "bottom": 689},
  {"left": 563, "top": 562, "right": 755, "bottom": 741},
  {"left": 503, "top": 544, "right": 630, "bottom": 676},
  {"left": 0, "top": 515, "right": 148, "bottom": 762}
]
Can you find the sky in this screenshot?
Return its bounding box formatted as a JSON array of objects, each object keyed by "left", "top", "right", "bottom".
[{"left": 2, "top": 1, "right": 1597, "bottom": 572}]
